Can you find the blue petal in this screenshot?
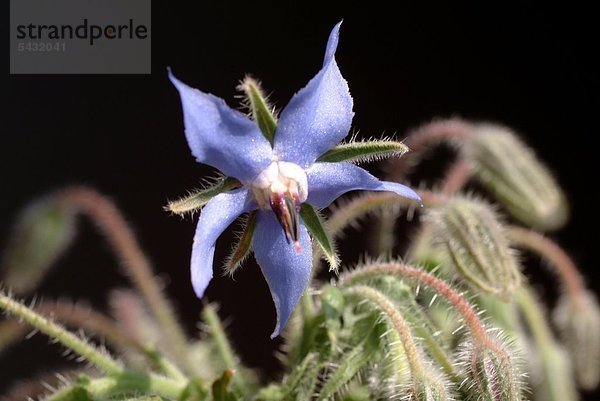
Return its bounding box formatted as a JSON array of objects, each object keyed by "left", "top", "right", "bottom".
[
  {"left": 273, "top": 22, "right": 354, "bottom": 168},
  {"left": 169, "top": 70, "right": 273, "bottom": 183},
  {"left": 191, "top": 188, "right": 256, "bottom": 298},
  {"left": 306, "top": 162, "right": 422, "bottom": 208},
  {"left": 252, "top": 211, "right": 313, "bottom": 338}
]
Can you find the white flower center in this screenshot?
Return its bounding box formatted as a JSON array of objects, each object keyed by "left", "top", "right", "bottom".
[
  {"left": 251, "top": 162, "right": 308, "bottom": 252},
  {"left": 251, "top": 161, "right": 308, "bottom": 209}
]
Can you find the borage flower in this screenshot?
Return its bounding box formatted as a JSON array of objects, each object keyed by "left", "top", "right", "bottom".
[{"left": 168, "top": 22, "right": 420, "bottom": 338}]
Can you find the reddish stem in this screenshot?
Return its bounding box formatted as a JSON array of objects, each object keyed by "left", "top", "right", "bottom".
[
  {"left": 341, "top": 263, "right": 499, "bottom": 350},
  {"left": 507, "top": 226, "right": 587, "bottom": 309},
  {"left": 387, "top": 118, "right": 476, "bottom": 181},
  {"left": 440, "top": 159, "right": 473, "bottom": 196}
]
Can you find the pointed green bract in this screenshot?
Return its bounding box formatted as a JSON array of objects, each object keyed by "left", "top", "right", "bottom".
[
  {"left": 166, "top": 177, "right": 240, "bottom": 216},
  {"left": 317, "top": 140, "right": 409, "bottom": 163},
  {"left": 238, "top": 77, "right": 277, "bottom": 145},
  {"left": 300, "top": 204, "right": 339, "bottom": 272},
  {"left": 225, "top": 211, "right": 257, "bottom": 276}
]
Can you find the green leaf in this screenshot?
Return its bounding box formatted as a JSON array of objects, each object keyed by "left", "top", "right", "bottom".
[
  {"left": 2, "top": 195, "right": 76, "bottom": 295},
  {"left": 225, "top": 211, "right": 257, "bottom": 276},
  {"left": 211, "top": 369, "right": 238, "bottom": 401},
  {"left": 316, "top": 314, "right": 382, "bottom": 401},
  {"left": 281, "top": 352, "right": 321, "bottom": 400},
  {"left": 317, "top": 140, "right": 409, "bottom": 163},
  {"left": 238, "top": 76, "right": 277, "bottom": 145},
  {"left": 166, "top": 177, "right": 240, "bottom": 216},
  {"left": 300, "top": 204, "right": 338, "bottom": 272},
  {"left": 202, "top": 304, "right": 258, "bottom": 395}
]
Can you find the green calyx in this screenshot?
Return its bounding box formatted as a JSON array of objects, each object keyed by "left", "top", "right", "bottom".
[
  {"left": 428, "top": 197, "right": 521, "bottom": 300},
  {"left": 238, "top": 76, "right": 278, "bottom": 145},
  {"left": 166, "top": 177, "right": 241, "bottom": 216},
  {"left": 318, "top": 140, "right": 409, "bottom": 163},
  {"left": 300, "top": 203, "right": 339, "bottom": 272}
]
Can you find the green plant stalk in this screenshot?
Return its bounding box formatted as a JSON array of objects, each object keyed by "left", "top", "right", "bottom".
[
  {"left": 60, "top": 186, "right": 195, "bottom": 375},
  {"left": 344, "top": 285, "right": 425, "bottom": 378},
  {"left": 515, "top": 287, "right": 554, "bottom": 354},
  {"left": 0, "top": 293, "right": 188, "bottom": 399},
  {"left": 507, "top": 226, "right": 586, "bottom": 309},
  {"left": 201, "top": 304, "right": 250, "bottom": 394},
  {"left": 341, "top": 263, "right": 497, "bottom": 351},
  {"left": 35, "top": 299, "right": 143, "bottom": 352},
  {"left": 0, "top": 291, "right": 123, "bottom": 375},
  {"left": 397, "top": 289, "right": 460, "bottom": 382},
  {"left": 144, "top": 347, "right": 188, "bottom": 382},
  {"left": 516, "top": 286, "right": 577, "bottom": 401},
  {"left": 46, "top": 373, "right": 185, "bottom": 401}
]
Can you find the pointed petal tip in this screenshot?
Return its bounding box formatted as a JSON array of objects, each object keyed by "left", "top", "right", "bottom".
[
  {"left": 324, "top": 21, "right": 343, "bottom": 66},
  {"left": 270, "top": 325, "right": 281, "bottom": 339},
  {"left": 253, "top": 212, "right": 312, "bottom": 340},
  {"left": 167, "top": 67, "right": 186, "bottom": 91},
  {"left": 189, "top": 189, "right": 255, "bottom": 302},
  {"left": 306, "top": 163, "right": 422, "bottom": 208},
  {"left": 387, "top": 182, "right": 423, "bottom": 205}
]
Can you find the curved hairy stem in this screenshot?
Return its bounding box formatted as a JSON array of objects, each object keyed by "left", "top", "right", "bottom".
[
  {"left": 0, "top": 291, "right": 123, "bottom": 375},
  {"left": 341, "top": 263, "right": 495, "bottom": 350},
  {"left": 59, "top": 186, "right": 194, "bottom": 375},
  {"left": 507, "top": 226, "right": 586, "bottom": 309},
  {"left": 386, "top": 118, "right": 475, "bottom": 181}
]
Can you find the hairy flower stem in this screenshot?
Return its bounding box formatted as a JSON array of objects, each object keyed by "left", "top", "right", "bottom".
[
  {"left": 507, "top": 226, "right": 586, "bottom": 309},
  {"left": 0, "top": 291, "right": 123, "bottom": 375},
  {"left": 34, "top": 299, "right": 142, "bottom": 351},
  {"left": 46, "top": 373, "right": 185, "bottom": 401},
  {"left": 386, "top": 118, "right": 476, "bottom": 181},
  {"left": 375, "top": 120, "right": 474, "bottom": 254},
  {"left": 344, "top": 285, "right": 425, "bottom": 379},
  {"left": 515, "top": 286, "right": 578, "bottom": 401},
  {"left": 201, "top": 304, "right": 251, "bottom": 394},
  {"left": 440, "top": 159, "right": 473, "bottom": 195},
  {"left": 341, "top": 264, "right": 496, "bottom": 351},
  {"left": 327, "top": 191, "right": 442, "bottom": 236},
  {"left": 59, "top": 186, "right": 195, "bottom": 375},
  {"left": 0, "top": 292, "right": 187, "bottom": 399},
  {"left": 374, "top": 161, "right": 465, "bottom": 256},
  {"left": 515, "top": 287, "right": 553, "bottom": 348}
]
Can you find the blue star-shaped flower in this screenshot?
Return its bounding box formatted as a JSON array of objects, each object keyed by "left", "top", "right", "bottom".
[{"left": 169, "top": 22, "right": 420, "bottom": 338}]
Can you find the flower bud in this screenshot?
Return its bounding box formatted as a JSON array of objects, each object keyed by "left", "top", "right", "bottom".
[
  {"left": 2, "top": 195, "right": 76, "bottom": 294},
  {"left": 428, "top": 197, "right": 521, "bottom": 300},
  {"left": 553, "top": 291, "right": 600, "bottom": 390},
  {"left": 410, "top": 371, "right": 452, "bottom": 401},
  {"left": 463, "top": 124, "right": 568, "bottom": 231},
  {"left": 459, "top": 341, "right": 523, "bottom": 401}
]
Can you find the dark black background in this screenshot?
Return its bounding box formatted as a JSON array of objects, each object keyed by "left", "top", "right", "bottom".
[{"left": 2, "top": 3, "right": 599, "bottom": 399}]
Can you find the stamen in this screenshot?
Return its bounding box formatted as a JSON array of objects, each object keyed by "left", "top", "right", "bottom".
[{"left": 252, "top": 161, "right": 307, "bottom": 253}]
